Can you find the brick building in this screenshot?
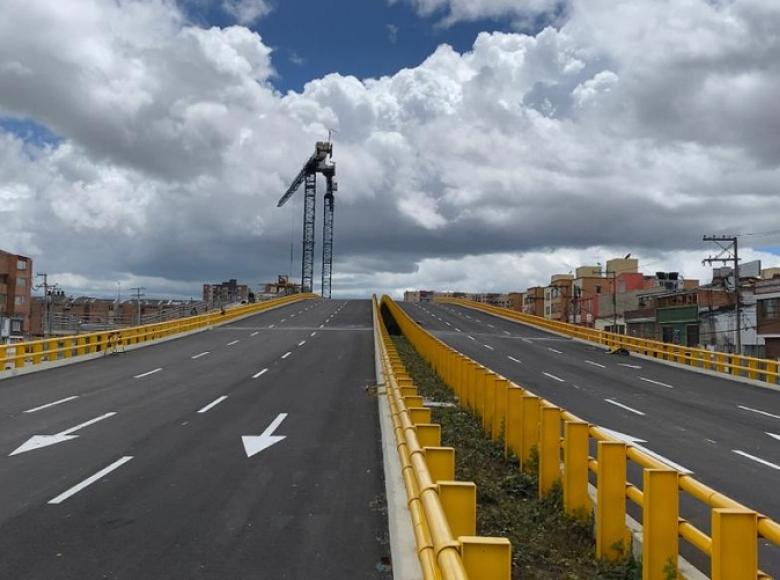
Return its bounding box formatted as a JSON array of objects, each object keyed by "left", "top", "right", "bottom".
[
  {"left": 523, "top": 287, "right": 545, "bottom": 317},
  {"left": 203, "top": 279, "right": 249, "bottom": 306},
  {"left": 756, "top": 275, "right": 780, "bottom": 359},
  {"left": 0, "top": 250, "right": 33, "bottom": 338}
]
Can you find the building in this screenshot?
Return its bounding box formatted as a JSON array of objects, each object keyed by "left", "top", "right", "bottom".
[
  {"left": 523, "top": 287, "right": 545, "bottom": 317},
  {"left": 262, "top": 275, "right": 301, "bottom": 297},
  {"left": 571, "top": 266, "right": 605, "bottom": 327},
  {"left": 509, "top": 292, "right": 524, "bottom": 312},
  {"left": 0, "top": 250, "right": 33, "bottom": 339},
  {"left": 203, "top": 279, "right": 249, "bottom": 306},
  {"left": 544, "top": 274, "right": 573, "bottom": 322},
  {"left": 403, "top": 290, "right": 435, "bottom": 303},
  {"left": 756, "top": 275, "right": 780, "bottom": 359}
]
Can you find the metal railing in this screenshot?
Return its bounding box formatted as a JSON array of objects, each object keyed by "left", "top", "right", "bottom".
[
  {"left": 386, "top": 295, "right": 780, "bottom": 579},
  {"left": 1, "top": 294, "right": 315, "bottom": 372},
  {"left": 437, "top": 298, "right": 780, "bottom": 386},
  {"left": 372, "top": 296, "right": 511, "bottom": 579}
]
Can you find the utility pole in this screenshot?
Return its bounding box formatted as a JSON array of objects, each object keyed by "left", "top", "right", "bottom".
[
  {"left": 34, "top": 273, "right": 59, "bottom": 337},
  {"left": 703, "top": 235, "right": 741, "bottom": 355},
  {"left": 130, "top": 287, "right": 145, "bottom": 326}
]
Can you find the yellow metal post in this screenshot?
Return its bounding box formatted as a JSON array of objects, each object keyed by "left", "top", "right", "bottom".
[
  {"left": 424, "top": 447, "right": 455, "bottom": 482},
  {"left": 563, "top": 421, "right": 590, "bottom": 518},
  {"left": 539, "top": 406, "right": 561, "bottom": 497},
  {"left": 408, "top": 407, "right": 431, "bottom": 424},
  {"left": 438, "top": 481, "right": 476, "bottom": 538},
  {"left": 31, "top": 342, "right": 44, "bottom": 365},
  {"left": 459, "top": 537, "right": 512, "bottom": 580},
  {"left": 596, "top": 441, "right": 627, "bottom": 560},
  {"left": 416, "top": 424, "right": 441, "bottom": 448},
  {"left": 505, "top": 387, "right": 524, "bottom": 459},
  {"left": 711, "top": 509, "right": 758, "bottom": 580},
  {"left": 76, "top": 336, "right": 87, "bottom": 356},
  {"left": 483, "top": 372, "right": 496, "bottom": 435},
  {"left": 642, "top": 469, "right": 679, "bottom": 580},
  {"left": 521, "top": 395, "right": 541, "bottom": 469},
  {"left": 493, "top": 378, "right": 509, "bottom": 441}
]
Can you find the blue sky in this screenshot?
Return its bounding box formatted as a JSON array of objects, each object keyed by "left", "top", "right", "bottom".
[{"left": 184, "top": 0, "right": 520, "bottom": 92}]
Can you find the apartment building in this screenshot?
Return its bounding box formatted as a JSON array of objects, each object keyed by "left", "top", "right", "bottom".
[
  {"left": 0, "top": 250, "right": 33, "bottom": 338},
  {"left": 756, "top": 275, "right": 780, "bottom": 359},
  {"left": 544, "top": 274, "right": 573, "bottom": 322},
  {"left": 203, "top": 279, "right": 249, "bottom": 305},
  {"left": 523, "top": 287, "right": 545, "bottom": 317}
]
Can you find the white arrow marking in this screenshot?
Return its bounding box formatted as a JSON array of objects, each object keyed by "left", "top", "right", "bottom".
[
  {"left": 733, "top": 450, "right": 780, "bottom": 471},
  {"left": 599, "top": 427, "right": 692, "bottom": 474},
  {"left": 242, "top": 413, "right": 288, "bottom": 458},
  {"left": 639, "top": 377, "right": 674, "bottom": 389},
  {"left": 10, "top": 412, "right": 117, "bottom": 456},
  {"left": 739, "top": 405, "right": 780, "bottom": 420},
  {"left": 24, "top": 395, "right": 79, "bottom": 414},
  {"left": 49, "top": 456, "right": 133, "bottom": 504},
  {"left": 767, "top": 433, "right": 780, "bottom": 441},
  {"left": 134, "top": 367, "right": 162, "bottom": 379}
]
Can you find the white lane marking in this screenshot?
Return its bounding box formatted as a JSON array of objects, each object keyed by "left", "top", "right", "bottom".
[
  {"left": 487, "top": 324, "right": 495, "bottom": 328},
  {"left": 522, "top": 338, "right": 533, "bottom": 344},
  {"left": 543, "top": 372, "right": 565, "bottom": 383},
  {"left": 600, "top": 428, "right": 693, "bottom": 474},
  {"left": 739, "top": 405, "right": 780, "bottom": 420},
  {"left": 483, "top": 344, "right": 494, "bottom": 350},
  {"left": 198, "top": 396, "right": 228, "bottom": 414},
  {"left": 252, "top": 368, "right": 269, "bottom": 379},
  {"left": 298, "top": 340, "right": 306, "bottom": 346},
  {"left": 467, "top": 335, "right": 475, "bottom": 341},
  {"left": 572, "top": 384, "right": 582, "bottom": 390},
  {"left": 767, "top": 433, "right": 780, "bottom": 441},
  {"left": 24, "top": 396, "right": 79, "bottom": 414},
  {"left": 455, "top": 328, "right": 462, "bottom": 332},
  {"left": 281, "top": 351, "right": 292, "bottom": 359},
  {"left": 290, "top": 314, "right": 295, "bottom": 318},
  {"left": 706, "top": 439, "right": 717, "bottom": 444},
  {"left": 639, "top": 377, "right": 674, "bottom": 389},
  {"left": 548, "top": 348, "right": 563, "bottom": 354},
  {"left": 48, "top": 456, "right": 133, "bottom": 504},
  {"left": 605, "top": 399, "right": 645, "bottom": 416},
  {"left": 134, "top": 367, "right": 163, "bottom": 379},
  {"left": 618, "top": 363, "right": 642, "bottom": 369},
  {"left": 310, "top": 332, "right": 317, "bottom": 336},
  {"left": 251, "top": 331, "right": 259, "bottom": 337},
  {"left": 319, "top": 324, "right": 324, "bottom": 328},
  {"left": 59, "top": 412, "right": 117, "bottom": 436},
  {"left": 585, "top": 360, "right": 606, "bottom": 368},
  {"left": 227, "top": 340, "right": 240, "bottom": 346},
  {"left": 503, "top": 331, "right": 511, "bottom": 336},
  {"left": 507, "top": 356, "right": 521, "bottom": 364},
  {"left": 444, "top": 321, "right": 451, "bottom": 326},
  {"left": 11, "top": 412, "right": 118, "bottom": 455},
  {"left": 269, "top": 324, "right": 275, "bottom": 328},
  {"left": 191, "top": 351, "right": 210, "bottom": 359},
  {"left": 733, "top": 450, "right": 780, "bottom": 471}
]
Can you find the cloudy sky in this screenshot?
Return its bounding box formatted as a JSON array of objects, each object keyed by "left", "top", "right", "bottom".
[{"left": 1, "top": 0, "right": 779, "bottom": 300}]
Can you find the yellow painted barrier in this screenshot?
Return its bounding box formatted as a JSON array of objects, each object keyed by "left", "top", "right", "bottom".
[
  {"left": 372, "top": 296, "right": 510, "bottom": 579},
  {"left": 437, "top": 297, "right": 780, "bottom": 386},
  {"left": 383, "top": 295, "right": 780, "bottom": 578},
  {"left": 1, "top": 293, "right": 316, "bottom": 372}
]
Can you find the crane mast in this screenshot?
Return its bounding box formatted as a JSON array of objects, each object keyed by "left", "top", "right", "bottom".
[{"left": 277, "top": 141, "right": 337, "bottom": 297}]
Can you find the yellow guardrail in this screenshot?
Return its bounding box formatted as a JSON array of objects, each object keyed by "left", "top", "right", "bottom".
[
  {"left": 436, "top": 297, "right": 780, "bottom": 386},
  {"left": 385, "top": 295, "right": 780, "bottom": 580},
  {"left": 372, "top": 296, "right": 511, "bottom": 579},
  {"left": 1, "top": 293, "right": 317, "bottom": 372}
]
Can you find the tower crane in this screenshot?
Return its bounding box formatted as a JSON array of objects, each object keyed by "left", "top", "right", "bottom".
[{"left": 277, "top": 141, "right": 337, "bottom": 298}]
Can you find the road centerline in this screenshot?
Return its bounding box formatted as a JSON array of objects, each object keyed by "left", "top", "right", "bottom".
[
  {"left": 198, "top": 396, "right": 228, "bottom": 414},
  {"left": 24, "top": 395, "right": 79, "bottom": 414},
  {"left": 605, "top": 398, "right": 645, "bottom": 416},
  {"left": 48, "top": 456, "right": 134, "bottom": 504},
  {"left": 134, "top": 367, "right": 163, "bottom": 379}
]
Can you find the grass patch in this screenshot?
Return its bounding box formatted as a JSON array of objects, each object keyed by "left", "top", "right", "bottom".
[{"left": 392, "top": 335, "right": 640, "bottom": 580}]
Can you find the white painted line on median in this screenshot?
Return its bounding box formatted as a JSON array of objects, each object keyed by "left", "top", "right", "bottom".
[
  {"left": 639, "top": 377, "right": 674, "bottom": 389},
  {"left": 483, "top": 344, "right": 494, "bottom": 350},
  {"left": 191, "top": 351, "right": 210, "bottom": 359},
  {"left": 281, "top": 352, "right": 292, "bottom": 359},
  {"left": 24, "top": 396, "right": 79, "bottom": 414},
  {"left": 548, "top": 348, "right": 563, "bottom": 354},
  {"left": 507, "top": 356, "right": 521, "bottom": 364},
  {"left": 767, "top": 433, "right": 780, "bottom": 441},
  {"left": 134, "top": 368, "right": 163, "bottom": 379},
  {"left": 739, "top": 405, "right": 780, "bottom": 420},
  {"left": 251, "top": 331, "right": 259, "bottom": 337},
  {"left": 733, "top": 450, "right": 780, "bottom": 471},
  {"left": 252, "top": 368, "right": 269, "bottom": 379},
  {"left": 605, "top": 399, "right": 645, "bottom": 416},
  {"left": 198, "top": 396, "right": 228, "bottom": 414},
  {"left": 227, "top": 340, "right": 240, "bottom": 346},
  {"left": 49, "top": 456, "right": 133, "bottom": 504},
  {"left": 585, "top": 360, "right": 606, "bottom": 368},
  {"left": 298, "top": 340, "right": 306, "bottom": 346},
  {"left": 543, "top": 372, "right": 565, "bottom": 383},
  {"left": 618, "top": 363, "right": 642, "bottom": 369}
]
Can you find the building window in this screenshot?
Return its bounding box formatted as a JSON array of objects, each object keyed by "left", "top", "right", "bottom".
[
  {"left": 759, "top": 298, "right": 780, "bottom": 322},
  {"left": 15, "top": 295, "right": 25, "bottom": 305},
  {"left": 596, "top": 286, "right": 602, "bottom": 294},
  {"left": 17, "top": 277, "right": 26, "bottom": 288},
  {"left": 17, "top": 260, "right": 27, "bottom": 270}
]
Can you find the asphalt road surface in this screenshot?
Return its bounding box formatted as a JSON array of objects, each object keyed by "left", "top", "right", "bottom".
[
  {"left": 402, "top": 301, "right": 780, "bottom": 574},
  {"left": 0, "top": 299, "right": 389, "bottom": 580}
]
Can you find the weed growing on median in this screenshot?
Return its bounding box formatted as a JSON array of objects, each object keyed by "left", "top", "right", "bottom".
[{"left": 392, "top": 336, "right": 640, "bottom": 580}]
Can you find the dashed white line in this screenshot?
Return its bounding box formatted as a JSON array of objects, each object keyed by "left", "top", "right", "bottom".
[
  {"left": 319, "top": 324, "right": 324, "bottom": 328},
  {"left": 455, "top": 328, "right": 462, "bottom": 332},
  {"left": 269, "top": 324, "right": 275, "bottom": 329},
  {"left": 227, "top": 340, "right": 240, "bottom": 346},
  {"left": 49, "top": 456, "right": 133, "bottom": 504},
  {"left": 543, "top": 372, "right": 565, "bottom": 383},
  {"left": 282, "top": 352, "right": 292, "bottom": 359},
  {"left": 503, "top": 331, "right": 511, "bottom": 336},
  {"left": 483, "top": 344, "right": 494, "bottom": 350},
  {"left": 134, "top": 368, "right": 163, "bottom": 379},
  {"left": 605, "top": 399, "right": 645, "bottom": 416},
  {"left": 252, "top": 368, "right": 269, "bottom": 379},
  {"left": 733, "top": 450, "right": 780, "bottom": 471},
  {"left": 739, "top": 405, "right": 780, "bottom": 420},
  {"left": 618, "top": 363, "right": 642, "bottom": 369},
  {"left": 298, "top": 340, "right": 306, "bottom": 346},
  {"left": 310, "top": 331, "right": 317, "bottom": 336},
  {"left": 767, "top": 432, "right": 780, "bottom": 441},
  {"left": 24, "top": 396, "right": 79, "bottom": 414},
  {"left": 198, "top": 396, "right": 228, "bottom": 414},
  {"left": 585, "top": 360, "right": 606, "bottom": 368},
  {"left": 487, "top": 324, "right": 495, "bottom": 328},
  {"left": 444, "top": 321, "right": 451, "bottom": 326},
  {"left": 639, "top": 377, "right": 674, "bottom": 389},
  {"left": 467, "top": 335, "right": 475, "bottom": 341},
  {"left": 250, "top": 331, "right": 259, "bottom": 337},
  {"left": 191, "top": 351, "right": 210, "bottom": 359},
  {"left": 507, "top": 356, "right": 521, "bottom": 364},
  {"left": 280, "top": 319, "right": 286, "bottom": 323},
  {"left": 548, "top": 348, "right": 563, "bottom": 354}
]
